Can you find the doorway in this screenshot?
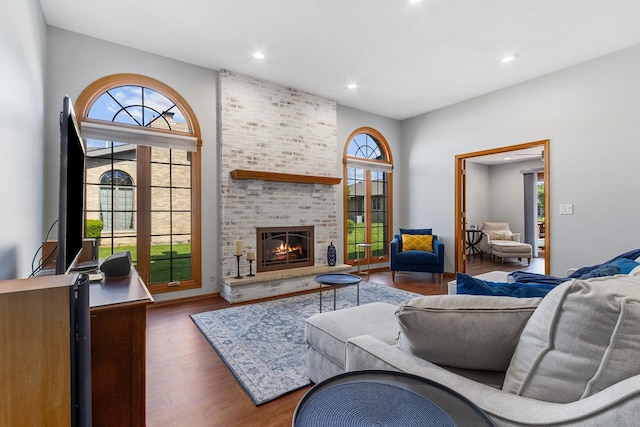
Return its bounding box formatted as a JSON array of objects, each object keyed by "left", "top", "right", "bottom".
[{"left": 454, "top": 140, "right": 550, "bottom": 275}]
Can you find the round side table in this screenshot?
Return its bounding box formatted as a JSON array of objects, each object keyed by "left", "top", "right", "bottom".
[
  {"left": 294, "top": 370, "right": 496, "bottom": 426},
  {"left": 315, "top": 273, "right": 361, "bottom": 312}
]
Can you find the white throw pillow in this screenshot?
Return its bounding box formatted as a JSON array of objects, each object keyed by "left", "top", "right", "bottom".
[
  {"left": 485, "top": 230, "right": 513, "bottom": 241},
  {"left": 503, "top": 275, "right": 640, "bottom": 403},
  {"left": 396, "top": 295, "right": 541, "bottom": 371}
]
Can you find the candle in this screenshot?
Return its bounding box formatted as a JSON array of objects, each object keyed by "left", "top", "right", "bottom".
[
  {"left": 246, "top": 249, "right": 255, "bottom": 261},
  {"left": 234, "top": 239, "right": 243, "bottom": 256}
]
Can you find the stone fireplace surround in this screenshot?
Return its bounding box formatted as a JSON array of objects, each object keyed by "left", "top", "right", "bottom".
[{"left": 219, "top": 71, "right": 346, "bottom": 302}]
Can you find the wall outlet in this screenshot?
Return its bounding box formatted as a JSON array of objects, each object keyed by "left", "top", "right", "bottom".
[{"left": 559, "top": 204, "right": 573, "bottom": 215}]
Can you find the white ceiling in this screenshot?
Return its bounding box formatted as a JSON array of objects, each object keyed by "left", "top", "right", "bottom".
[
  {"left": 467, "top": 147, "right": 544, "bottom": 166},
  {"left": 39, "top": 0, "right": 640, "bottom": 120}
]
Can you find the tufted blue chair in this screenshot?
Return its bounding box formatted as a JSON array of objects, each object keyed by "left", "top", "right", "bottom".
[{"left": 390, "top": 228, "right": 445, "bottom": 283}]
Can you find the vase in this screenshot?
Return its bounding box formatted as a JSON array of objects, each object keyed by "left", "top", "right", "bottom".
[{"left": 327, "top": 242, "right": 336, "bottom": 266}]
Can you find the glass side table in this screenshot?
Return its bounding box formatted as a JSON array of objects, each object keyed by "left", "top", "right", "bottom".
[{"left": 356, "top": 243, "right": 372, "bottom": 279}]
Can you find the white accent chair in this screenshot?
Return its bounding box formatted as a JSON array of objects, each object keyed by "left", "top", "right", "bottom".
[{"left": 481, "top": 221, "right": 532, "bottom": 265}]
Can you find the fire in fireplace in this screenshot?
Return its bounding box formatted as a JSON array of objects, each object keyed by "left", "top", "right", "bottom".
[{"left": 257, "top": 226, "right": 314, "bottom": 272}]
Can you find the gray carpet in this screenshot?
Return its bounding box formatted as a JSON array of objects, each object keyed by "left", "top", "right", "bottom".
[{"left": 191, "top": 281, "right": 419, "bottom": 405}]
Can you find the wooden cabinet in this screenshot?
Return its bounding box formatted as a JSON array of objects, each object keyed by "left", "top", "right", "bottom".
[
  {"left": 0, "top": 269, "right": 152, "bottom": 427},
  {"left": 0, "top": 275, "right": 84, "bottom": 426},
  {"left": 90, "top": 268, "right": 153, "bottom": 427}
]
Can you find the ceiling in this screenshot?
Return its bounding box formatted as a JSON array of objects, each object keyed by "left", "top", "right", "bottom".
[
  {"left": 39, "top": 0, "right": 640, "bottom": 120},
  {"left": 467, "top": 147, "right": 544, "bottom": 166}
]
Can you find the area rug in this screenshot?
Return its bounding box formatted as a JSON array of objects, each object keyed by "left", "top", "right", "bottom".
[{"left": 190, "top": 281, "right": 420, "bottom": 405}]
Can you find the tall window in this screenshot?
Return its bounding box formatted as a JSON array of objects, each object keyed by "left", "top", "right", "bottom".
[
  {"left": 77, "top": 74, "right": 201, "bottom": 294},
  {"left": 99, "top": 170, "right": 134, "bottom": 231},
  {"left": 344, "top": 128, "right": 393, "bottom": 265}
]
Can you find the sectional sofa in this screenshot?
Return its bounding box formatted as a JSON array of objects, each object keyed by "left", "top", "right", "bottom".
[{"left": 305, "top": 268, "right": 640, "bottom": 426}]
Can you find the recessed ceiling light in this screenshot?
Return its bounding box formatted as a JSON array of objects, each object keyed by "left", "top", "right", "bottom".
[
  {"left": 253, "top": 51, "right": 265, "bottom": 60},
  {"left": 409, "top": 0, "right": 423, "bottom": 4},
  {"left": 347, "top": 83, "right": 358, "bottom": 90},
  {"left": 501, "top": 54, "right": 517, "bottom": 63}
]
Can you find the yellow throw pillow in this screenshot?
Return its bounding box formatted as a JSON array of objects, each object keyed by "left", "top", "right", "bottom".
[{"left": 402, "top": 234, "right": 434, "bottom": 252}]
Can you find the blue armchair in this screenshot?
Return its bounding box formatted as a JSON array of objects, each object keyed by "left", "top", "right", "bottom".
[{"left": 390, "top": 228, "right": 445, "bottom": 283}]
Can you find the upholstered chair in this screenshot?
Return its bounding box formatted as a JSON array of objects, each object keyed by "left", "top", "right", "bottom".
[
  {"left": 481, "top": 221, "right": 532, "bottom": 265},
  {"left": 389, "top": 228, "right": 445, "bottom": 283}
]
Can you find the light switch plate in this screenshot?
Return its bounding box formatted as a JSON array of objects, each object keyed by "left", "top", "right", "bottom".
[{"left": 559, "top": 204, "right": 573, "bottom": 215}]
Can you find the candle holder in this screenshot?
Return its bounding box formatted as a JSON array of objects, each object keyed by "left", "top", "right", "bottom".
[
  {"left": 234, "top": 255, "right": 242, "bottom": 279},
  {"left": 247, "top": 259, "right": 255, "bottom": 277}
]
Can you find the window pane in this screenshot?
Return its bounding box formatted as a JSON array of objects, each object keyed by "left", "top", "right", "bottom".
[
  {"left": 149, "top": 240, "right": 192, "bottom": 283},
  {"left": 148, "top": 145, "right": 193, "bottom": 285},
  {"left": 150, "top": 258, "right": 171, "bottom": 283},
  {"left": 151, "top": 212, "right": 171, "bottom": 235},
  {"left": 151, "top": 187, "right": 170, "bottom": 210},
  {"left": 172, "top": 164, "right": 191, "bottom": 188},
  {"left": 151, "top": 163, "right": 171, "bottom": 187},
  {"left": 171, "top": 150, "right": 192, "bottom": 166},
  {"left": 371, "top": 170, "right": 388, "bottom": 257},
  {"left": 346, "top": 167, "right": 365, "bottom": 261},
  {"left": 347, "top": 133, "right": 385, "bottom": 161},
  {"left": 151, "top": 147, "right": 171, "bottom": 163},
  {"left": 98, "top": 235, "right": 138, "bottom": 261},
  {"left": 173, "top": 212, "right": 191, "bottom": 236},
  {"left": 88, "top": 86, "right": 190, "bottom": 132},
  {"left": 172, "top": 188, "right": 191, "bottom": 210}
]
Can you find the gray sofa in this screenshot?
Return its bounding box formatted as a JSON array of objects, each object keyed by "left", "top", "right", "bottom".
[{"left": 305, "top": 273, "right": 640, "bottom": 426}]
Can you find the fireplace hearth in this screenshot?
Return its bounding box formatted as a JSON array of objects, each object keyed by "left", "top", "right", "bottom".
[{"left": 257, "top": 226, "right": 314, "bottom": 272}]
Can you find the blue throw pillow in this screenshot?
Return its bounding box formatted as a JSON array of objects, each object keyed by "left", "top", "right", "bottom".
[
  {"left": 609, "top": 258, "right": 640, "bottom": 274},
  {"left": 456, "top": 273, "right": 555, "bottom": 298},
  {"left": 399, "top": 228, "right": 432, "bottom": 236}
]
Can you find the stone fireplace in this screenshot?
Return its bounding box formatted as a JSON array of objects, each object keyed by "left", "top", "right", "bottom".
[
  {"left": 257, "top": 226, "right": 314, "bottom": 272},
  {"left": 219, "top": 70, "right": 344, "bottom": 302}
]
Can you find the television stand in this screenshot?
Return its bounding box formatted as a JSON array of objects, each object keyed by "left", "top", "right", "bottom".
[{"left": 90, "top": 267, "right": 153, "bottom": 426}]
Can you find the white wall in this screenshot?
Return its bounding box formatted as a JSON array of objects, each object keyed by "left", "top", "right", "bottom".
[
  {"left": 336, "top": 105, "right": 402, "bottom": 267},
  {"left": 464, "top": 162, "right": 490, "bottom": 228},
  {"left": 46, "top": 28, "right": 219, "bottom": 301},
  {"left": 487, "top": 158, "right": 543, "bottom": 233},
  {"left": 0, "top": 0, "right": 47, "bottom": 279},
  {"left": 402, "top": 44, "right": 640, "bottom": 275}
]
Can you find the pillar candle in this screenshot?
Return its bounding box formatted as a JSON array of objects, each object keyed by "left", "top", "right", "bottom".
[
  {"left": 234, "top": 239, "right": 243, "bottom": 256},
  {"left": 246, "top": 249, "right": 255, "bottom": 261}
]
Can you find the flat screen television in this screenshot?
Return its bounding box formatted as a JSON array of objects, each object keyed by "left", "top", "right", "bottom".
[
  {"left": 56, "top": 95, "right": 86, "bottom": 275},
  {"left": 57, "top": 96, "right": 92, "bottom": 425}
]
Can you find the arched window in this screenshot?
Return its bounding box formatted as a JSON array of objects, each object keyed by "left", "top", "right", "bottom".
[
  {"left": 343, "top": 128, "right": 393, "bottom": 266},
  {"left": 77, "top": 74, "right": 202, "bottom": 294},
  {"left": 99, "top": 170, "right": 134, "bottom": 231}
]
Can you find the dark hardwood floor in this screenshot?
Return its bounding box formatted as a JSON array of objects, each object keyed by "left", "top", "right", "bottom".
[{"left": 145, "top": 253, "right": 544, "bottom": 426}]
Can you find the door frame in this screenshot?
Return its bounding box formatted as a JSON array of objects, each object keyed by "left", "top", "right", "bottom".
[{"left": 454, "top": 139, "right": 550, "bottom": 274}]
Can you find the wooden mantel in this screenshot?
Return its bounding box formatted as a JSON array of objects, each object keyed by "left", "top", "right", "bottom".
[{"left": 230, "top": 169, "right": 341, "bottom": 185}]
